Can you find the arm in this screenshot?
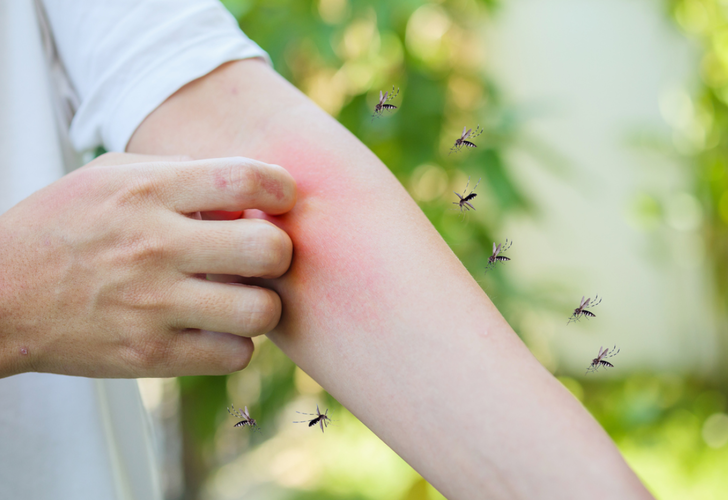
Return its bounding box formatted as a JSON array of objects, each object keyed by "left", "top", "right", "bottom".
[{"left": 128, "top": 59, "right": 653, "bottom": 500}]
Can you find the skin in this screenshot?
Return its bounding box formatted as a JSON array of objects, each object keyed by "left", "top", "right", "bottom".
[
  {"left": 0, "top": 152, "right": 296, "bottom": 378},
  {"left": 126, "top": 59, "right": 656, "bottom": 500}
]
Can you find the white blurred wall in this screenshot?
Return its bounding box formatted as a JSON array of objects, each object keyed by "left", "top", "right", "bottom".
[{"left": 487, "top": 0, "right": 718, "bottom": 376}]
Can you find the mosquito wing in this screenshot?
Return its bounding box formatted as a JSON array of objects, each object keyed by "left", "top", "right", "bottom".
[
  {"left": 492, "top": 242, "right": 497, "bottom": 254},
  {"left": 244, "top": 406, "right": 250, "bottom": 418},
  {"left": 463, "top": 127, "right": 472, "bottom": 140}
]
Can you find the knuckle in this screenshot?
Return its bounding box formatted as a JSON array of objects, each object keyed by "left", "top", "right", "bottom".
[
  {"left": 113, "top": 172, "right": 162, "bottom": 209},
  {"left": 120, "top": 231, "right": 170, "bottom": 266},
  {"left": 227, "top": 160, "right": 262, "bottom": 203},
  {"left": 124, "top": 336, "right": 172, "bottom": 373}
]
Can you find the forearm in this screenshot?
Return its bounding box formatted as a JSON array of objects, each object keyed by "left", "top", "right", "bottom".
[{"left": 128, "top": 60, "right": 652, "bottom": 499}]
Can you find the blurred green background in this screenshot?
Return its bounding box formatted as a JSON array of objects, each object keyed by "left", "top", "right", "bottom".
[{"left": 136, "top": 1, "right": 728, "bottom": 499}]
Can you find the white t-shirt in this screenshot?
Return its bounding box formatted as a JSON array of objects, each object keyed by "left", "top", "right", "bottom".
[{"left": 0, "top": 1, "right": 267, "bottom": 498}]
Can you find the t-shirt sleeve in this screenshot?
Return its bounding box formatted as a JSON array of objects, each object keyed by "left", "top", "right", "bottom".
[{"left": 40, "top": 0, "right": 269, "bottom": 153}]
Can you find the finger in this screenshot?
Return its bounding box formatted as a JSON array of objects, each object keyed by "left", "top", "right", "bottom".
[
  {"left": 152, "top": 330, "right": 255, "bottom": 377},
  {"left": 171, "top": 279, "right": 282, "bottom": 337},
  {"left": 174, "top": 218, "right": 292, "bottom": 278},
  {"left": 151, "top": 157, "right": 296, "bottom": 215},
  {"left": 85, "top": 152, "right": 193, "bottom": 168}
]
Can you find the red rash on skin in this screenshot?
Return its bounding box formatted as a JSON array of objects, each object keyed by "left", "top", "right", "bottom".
[
  {"left": 251, "top": 137, "right": 355, "bottom": 203},
  {"left": 281, "top": 208, "right": 388, "bottom": 335},
  {"left": 254, "top": 144, "right": 390, "bottom": 335}
]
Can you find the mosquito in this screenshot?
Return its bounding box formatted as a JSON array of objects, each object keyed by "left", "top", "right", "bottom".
[
  {"left": 586, "top": 345, "right": 620, "bottom": 374},
  {"left": 449, "top": 125, "right": 483, "bottom": 155},
  {"left": 372, "top": 86, "right": 399, "bottom": 121},
  {"left": 294, "top": 405, "right": 332, "bottom": 433},
  {"left": 452, "top": 176, "right": 481, "bottom": 215},
  {"left": 567, "top": 295, "right": 602, "bottom": 325},
  {"left": 485, "top": 239, "right": 512, "bottom": 272},
  {"left": 227, "top": 404, "right": 259, "bottom": 431}
]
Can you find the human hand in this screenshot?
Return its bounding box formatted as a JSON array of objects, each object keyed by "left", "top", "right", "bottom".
[{"left": 0, "top": 153, "right": 296, "bottom": 378}]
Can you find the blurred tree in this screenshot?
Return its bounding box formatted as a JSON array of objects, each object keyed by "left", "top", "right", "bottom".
[
  {"left": 567, "top": 374, "right": 728, "bottom": 499},
  {"left": 667, "top": 0, "right": 728, "bottom": 384}
]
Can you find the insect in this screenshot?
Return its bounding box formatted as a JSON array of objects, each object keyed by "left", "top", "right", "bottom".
[
  {"left": 485, "top": 239, "right": 512, "bottom": 271},
  {"left": 372, "top": 86, "right": 399, "bottom": 121},
  {"left": 452, "top": 176, "right": 481, "bottom": 215},
  {"left": 586, "top": 345, "right": 620, "bottom": 374},
  {"left": 294, "top": 405, "right": 332, "bottom": 433},
  {"left": 227, "top": 404, "right": 259, "bottom": 430},
  {"left": 449, "top": 125, "right": 483, "bottom": 155},
  {"left": 567, "top": 295, "right": 602, "bottom": 325}
]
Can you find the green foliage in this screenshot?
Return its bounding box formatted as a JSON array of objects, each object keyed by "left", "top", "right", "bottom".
[
  {"left": 178, "top": 375, "right": 228, "bottom": 444},
  {"left": 566, "top": 374, "right": 728, "bottom": 499},
  {"left": 667, "top": 0, "right": 728, "bottom": 378}
]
